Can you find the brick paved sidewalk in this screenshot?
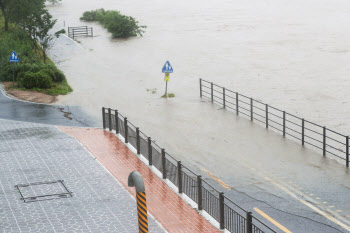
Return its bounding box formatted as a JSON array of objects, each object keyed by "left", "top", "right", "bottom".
[
  {"left": 60, "top": 127, "right": 220, "bottom": 233},
  {"left": 0, "top": 119, "right": 165, "bottom": 233}
]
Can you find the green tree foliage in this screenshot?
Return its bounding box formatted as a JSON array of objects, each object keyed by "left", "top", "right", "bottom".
[
  {"left": 0, "top": 6, "right": 69, "bottom": 92},
  {"left": 0, "top": 0, "right": 45, "bottom": 31},
  {"left": 80, "top": 9, "right": 146, "bottom": 38}
]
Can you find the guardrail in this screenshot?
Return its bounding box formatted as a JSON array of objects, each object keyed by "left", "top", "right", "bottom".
[
  {"left": 68, "top": 26, "right": 93, "bottom": 39},
  {"left": 200, "top": 78, "right": 350, "bottom": 167},
  {"left": 102, "top": 107, "right": 277, "bottom": 233}
]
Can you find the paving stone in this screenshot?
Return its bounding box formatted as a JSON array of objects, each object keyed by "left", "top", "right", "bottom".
[{"left": 0, "top": 119, "right": 165, "bottom": 232}]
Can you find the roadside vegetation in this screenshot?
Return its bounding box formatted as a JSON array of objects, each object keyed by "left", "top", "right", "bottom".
[
  {"left": 0, "top": 0, "right": 72, "bottom": 96},
  {"left": 80, "top": 9, "right": 146, "bottom": 38}
]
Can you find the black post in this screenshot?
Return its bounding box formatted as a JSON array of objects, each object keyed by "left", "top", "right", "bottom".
[
  {"left": 283, "top": 111, "right": 286, "bottom": 137},
  {"left": 211, "top": 82, "right": 213, "bottom": 102},
  {"left": 302, "top": 119, "right": 305, "bottom": 146},
  {"left": 115, "top": 110, "right": 119, "bottom": 134},
  {"left": 323, "top": 127, "right": 326, "bottom": 156},
  {"left": 246, "top": 212, "right": 253, "bottom": 233},
  {"left": 236, "top": 92, "right": 239, "bottom": 115},
  {"left": 223, "top": 87, "right": 226, "bottom": 108},
  {"left": 162, "top": 149, "right": 166, "bottom": 179},
  {"left": 250, "top": 98, "right": 253, "bottom": 121},
  {"left": 177, "top": 161, "right": 182, "bottom": 193},
  {"left": 197, "top": 175, "right": 203, "bottom": 210},
  {"left": 91, "top": 27, "right": 94, "bottom": 37},
  {"left": 219, "top": 192, "right": 225, "bottom": 230},
  {"left": 102, "top": 107, "right": 106, "bottom": 129},
  {"left": 108, "top": 108, "right": 112, "bottom": 131},
  {"left": 136, "top": 127, "right": 140, "bottom": 155},
  {"left": 73, "top": 29, "right": 75, "bottom": 39},
  {"left": 148, "top": 137, "right": 152, "bottom": 166},
  {"left": 346, "top": 136, "right": 349, "bottom": 168},
  {"left": 265, "top": 104, "right": 268, "bottom": 129},
  {"left": 12, "top": 63, "right": 15, "bottom": 88},
  {"left": 199, "top": 78, "right": 202, "bottom": 98},
  {"left": 124, "top": 118, "right": 128, "bottom": 143}
]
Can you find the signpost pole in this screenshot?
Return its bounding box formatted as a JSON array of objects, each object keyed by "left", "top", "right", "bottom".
[
  {"left": 165, "top": 81, "right": 168, "bottom": 97},
  {"left": 12, "top": 63, "right": 15, "bottom": 88}
]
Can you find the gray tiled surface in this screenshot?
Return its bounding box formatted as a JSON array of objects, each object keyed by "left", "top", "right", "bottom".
[{"left": 0, "top": 119, "right": 166, "bottom": 233}]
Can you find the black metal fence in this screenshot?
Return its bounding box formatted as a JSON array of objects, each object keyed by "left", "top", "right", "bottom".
[
  {"left": 200, "top": 79, "right": 350, "bottom": 167},
  {"left": 102, "top": 107, "right": 276, "bottom": 233},
  {"left": 68, "top": 26, "right": 93, "bottom": 39}
]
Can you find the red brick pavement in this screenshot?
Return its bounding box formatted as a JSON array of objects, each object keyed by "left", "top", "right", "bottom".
[{"left": 59, "top": 127, "right": 220, "bottom": 233}]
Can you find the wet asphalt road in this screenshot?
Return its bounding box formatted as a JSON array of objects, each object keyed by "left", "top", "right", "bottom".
[{"left": 0, "top": 84, "right": 98, "bottom": 127}]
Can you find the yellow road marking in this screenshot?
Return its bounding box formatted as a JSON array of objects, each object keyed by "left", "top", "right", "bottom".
[
  {"left": 329, "top": 206, "right": 334, "bottom": 208},
  {"left": 346, "top": 215, "right": 350, "bottom": 218},
  {"left": 323, "top": 202, "right": 327, "bottom": 204},
  {"left": 309, "top": 194, "right": 314, "bottom": 196},
  {"left": 337, "top": 210, "right": 343, "bottom": 213},
  {"left": 201, "top": 168, "right": 231, "bottom": 189},
  {"left": 316, "top": 197, "right": 320, "bottom": 199},
  {"left": 254, "top": 208, "right": 292, "bottom": 233}
]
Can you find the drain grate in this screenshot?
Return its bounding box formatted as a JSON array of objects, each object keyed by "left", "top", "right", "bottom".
[{"left": 15, "top": 180, "right": 72, "bottom": 203}]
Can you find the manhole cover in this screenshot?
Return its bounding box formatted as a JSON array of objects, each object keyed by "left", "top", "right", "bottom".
[{"left": 15, "top": 180, "right": 72, "bottom": 203}]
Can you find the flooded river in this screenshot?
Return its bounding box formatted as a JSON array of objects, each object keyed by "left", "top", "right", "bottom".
[
  {"left": 46, "top": 0, "right": 350, "bottom": 232},
  {"left": 48, "top": 0, "right": 350, "bottom": 134}
]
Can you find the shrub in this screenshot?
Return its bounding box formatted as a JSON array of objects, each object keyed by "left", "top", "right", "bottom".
[
  {"left": 19, "top": 71, "right": 53, "bottom": 89},
  {"left": 80, "top": 8, "right": 146, "bottom": 38}
]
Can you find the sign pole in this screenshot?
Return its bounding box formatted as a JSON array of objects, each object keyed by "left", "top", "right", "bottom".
[
  {"left": 165, "top": 81, "right": 168, "bottom": 97},
  {"left": 12, "top": 63, "right": 15, "bottom": 88}
]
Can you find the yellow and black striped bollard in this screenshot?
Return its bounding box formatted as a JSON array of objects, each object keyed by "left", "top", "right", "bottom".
[
  {"left": 136, "top": 191, "right": 148, "bottom": 233},
  {"left": 128, "top": 171, "right": 149, "bottom": 233}
]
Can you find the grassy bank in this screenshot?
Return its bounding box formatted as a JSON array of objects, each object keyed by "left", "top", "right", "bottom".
[{"left": 0, "top": 15, "right": 72, "bottom": 96}]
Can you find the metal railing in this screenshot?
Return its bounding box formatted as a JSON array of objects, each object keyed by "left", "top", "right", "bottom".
[
  {"left": 200, "top": 78, "right": 350, "bottom": 167},
  {"left": 68, "top": 26, "right": 93, "bottom": 39},
  {"left": 102, "top": 107, "right": 276, "bottom": 233}
]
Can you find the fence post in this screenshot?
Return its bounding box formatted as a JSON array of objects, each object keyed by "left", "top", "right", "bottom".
[
  {"left": 162, "top": 149, "right": 166, "bottom": 179},
  {"left": 115, "top": 110, "right": 119, "bottom": 134},
  {"left": 73, "top": 29, "right": 75, "bottom": 39},
  {"left": 302, "top": 119, "right": 305, "bottom": 146},
  {"left": 323, "top": 127, "right": 326, "bottom": 156},
  {"left": 250, "top": 98, "right": 253, "bottom": 121},
  {"left": 136, "top": 127, "right": 140, "bottom": 155},
  {"left": 219, "top": 192, "right": 225, "bottom": 230},
  {"left": 265, "top": 104, "right": 268, "bottom": 129},
  {"left": 91, "top": 27, "right": 94, "bottom": 37},
  {"left": 200, "top": 78, "right": 202, "bottom": 98},
  {"left": 236, "top": 92, "right": 239, "bottom": 115},
  {"left": 108, "top": 108, "right": 112, "bottom": 131},
  {"left": 102, "top": 107, "right": 106, "bottom": 129},
  {"left": 211, "top": 82, "right": 213, "bottom": 102},
  {"left": 124, "top": 118, "right": 128, "bottom": 143},
  {"left": 197, "top": 175, "right": 203, "bottom": 210},
  {"left": 148, "top": 137, "right": 152, "bottom": 166},
  {"left": 223, "top": 87, "right": 226, "bottom": 108},
  {"left": 246, "top": 212, "right": 253, "bottom": 233},
  {"left": 177, "top": 161, "right": 182, "bottom": 193},
  {"left": 283, "top": 111, "right": 286, "bottom": 137},
  {"left": 346, "top": 136, "right": 349, "bottom": 168}
]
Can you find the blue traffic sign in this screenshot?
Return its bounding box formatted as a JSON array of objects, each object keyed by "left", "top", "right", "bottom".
[
  {"left": 162, "top": 61, "right": 173, "bottom": 73},
  {"left": 9, "top": 51, "right": 19, "bottom": 63}
]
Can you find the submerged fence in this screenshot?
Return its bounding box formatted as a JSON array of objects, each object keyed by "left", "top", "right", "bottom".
[
  {"left": 68, "top": 26, "right": 93, "bottom": 39},
  {"left": 102, "top": 107, "right": 276, "bottom": 233},
  {"left": 200, "top": 78, "right": 350, "bottom": 167}
]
